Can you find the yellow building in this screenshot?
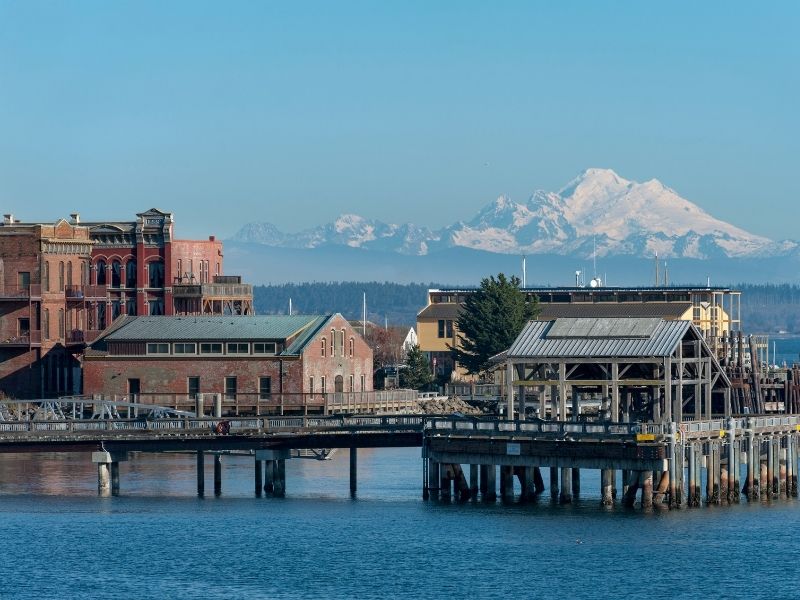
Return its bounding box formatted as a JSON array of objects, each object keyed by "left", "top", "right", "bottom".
[{"left": 416, "top": 286, "right": 740, "bottom": 381}]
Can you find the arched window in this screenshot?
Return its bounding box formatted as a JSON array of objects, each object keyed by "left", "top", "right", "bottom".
[
  {"left": 58, "top": 262, "right": 64, "bottom": 290},
  {"left": 349, "top": 338, "right": 354, "bottom": 358},
  {"left": 126, "top": 260, "right": 137, "bottom": 288},
  {"left": 321, "top": 337, "right": 326, "bottom": 357},
  {"left": 43, "top": 262, "right": 50, "bottom": 292},
  {"left": 66, "top": 262, "right": 73, "bottom": 287},
  {"left": 111, "top": 260, "right": 122, "bottom": 288},
  {"left": 330, "top": 329, "right": 335, "bottom": 357},
  {"left": 96, "top": 260, "right": 107, "bottom": 285},
  {"left": 58, "top": 309, "right": 65, "bottom": 338}
]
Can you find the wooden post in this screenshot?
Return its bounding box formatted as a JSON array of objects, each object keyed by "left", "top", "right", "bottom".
[
  {"left": 214, "top": 454, "right": 222, "bottom": 497},
  {"left": 760, "top": 443, "right": 768, "bottom": 499},
  {"left": 197, "top": 450, "right": 205, "bottom": 497},
  {"left": 601, "top": 469, "right": 614, "bottom": 506},
  {"left": 641, "top": 471, "right": 654, "bottom": 509},
  {"left": 688, "top": 444, "right": 697, "bottom": 507},
  {"left": 779, "top": 437, "right": 787, "bottom": 497},
  {"left": 485, "top": 464, "right": 497, "bottom": 502},
  {"left": 559, "top": 468, "right": 572, "bottom": 504},
  {"left": 350, "top": 447, "right": 357, "bottom": 497},
  {"left": 255, "top": 458, "right": 263, "bottom": 497}
]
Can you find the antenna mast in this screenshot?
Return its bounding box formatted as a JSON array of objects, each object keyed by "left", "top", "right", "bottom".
[{"left": 522, "top": 255, "right": 527, "bottom": 288}]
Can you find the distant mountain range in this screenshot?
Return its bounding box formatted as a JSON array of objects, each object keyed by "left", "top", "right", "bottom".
[
  {"left": 232, "top": 168, "right": 798, "bottom": 260},
  {"left": 226, "top": 168, "right": 800, "bottom": 285}
]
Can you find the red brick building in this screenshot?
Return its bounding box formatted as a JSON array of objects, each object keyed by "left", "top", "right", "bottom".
[
  {"left": 83, "top": 313, "right": 373, "bottom": 405},
  {"left": 0, "top": 209, "right": 251, "bottom": 398}
]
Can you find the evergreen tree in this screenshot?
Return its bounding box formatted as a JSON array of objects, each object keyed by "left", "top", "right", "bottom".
[
  {"left": 452, "top": 273, "right": 538, "bottom": 376},
  {"left": 400, "top": 344, "right": 433, "bottom": 390}
]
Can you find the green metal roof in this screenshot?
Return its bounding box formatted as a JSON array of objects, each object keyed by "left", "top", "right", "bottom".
[{"left": 102, "top": 315, "right": 329, "bottom": 350}]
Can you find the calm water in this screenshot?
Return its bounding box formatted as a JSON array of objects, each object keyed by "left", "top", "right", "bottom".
[
  {"left": 1, "top": 448, "right": 800, "bottom": 599},
  {"left": 773, "top": 335, "right": 800, "bottom": 367}
]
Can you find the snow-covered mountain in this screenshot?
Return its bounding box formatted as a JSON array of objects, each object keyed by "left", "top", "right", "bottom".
[{"left": 231, "top": 169, "right": 797, "bottom": 259}]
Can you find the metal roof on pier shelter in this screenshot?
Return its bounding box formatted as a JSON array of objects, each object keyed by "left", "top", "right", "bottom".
[{"left": 501, "top": 317, "right": 731, "bottom": 424}]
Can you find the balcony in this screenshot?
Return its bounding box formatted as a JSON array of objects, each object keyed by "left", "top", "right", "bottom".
[
  {"left": 65, "top": 329, "right": 103, "bottom": 345},
  {"left": 0, "top": 330, "right": 41, "bottom": 347},
  {"left": 0, "top": 284, "right": 42, "bottom": 301},
  {"left": 172, "top": 282, "right": 253, "bottom": 299},
  {"left": 64, "top": 285, "right": 108, "bottom": 301}
]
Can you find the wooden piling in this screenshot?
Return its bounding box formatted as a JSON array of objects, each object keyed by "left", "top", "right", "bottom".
[
  {"left": 745, "top": 432, "right": 756, "bottom": 500},
  {"left": 601, "top": 469, "right": 614, "bottom": 506},
  {"left": 197, "top": 450, "right": 205, "bottom": 497},
  {"left": 255, "top": 458, "right": 263, "bottom": 497},
  {"left": 559, "top": 468, "right": 572, "bottom": 504},
  {"left": 779, "top": 438, "right": 787, "bottom": 497},
  {"left": 641, "top": 471, "right": 654, "bottom": 509},
  {"left": 214, "top": 454, "right": 222, "bottom": 497},
  {"left": 350, "top": 447, "right": 357, "bottom": 497},
  {"left": 687, "top": 444, "right": 698, "bottom": 507}
]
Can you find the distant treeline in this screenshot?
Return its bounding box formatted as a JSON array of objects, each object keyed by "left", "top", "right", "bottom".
[
  {"left": 738, "top": 283, "right": 800, "bottom": 334},
  {"left": 253, "top": 282, "right": 800, "bottom": 333},
  {"left": 253, "top": 282, "right": 441, "bottom": 326}
]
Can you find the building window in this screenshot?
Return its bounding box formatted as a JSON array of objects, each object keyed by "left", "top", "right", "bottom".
[
  {"left": 224, "top": 377, "right": 237, "bottom": 400},
  {"left": 126, "top": 260, "right": 137, "bottom": 288},
  {"left": 43, "top": 263, "right": 49, "bottom": 292},
  {"left": 58, "top": 309, "right": 65, "bottom": 338},
  {"left": 66, "top": 262, "right": 73, "bottom": 287},
  {"left": 148, "top": 260, "right": 164, "bottom": 288},
  {"left": 58, "top": 262, "right": 65, "bottom": 290},
  {"left": 349, "top": 338, "right": 354, "bottom": 358},
  {"left": 200, "top": 343, "right": 223, "bottom": 354},
  {"left": 177, "top": 259, "right": 183, "bottom": 282},
  {"left": 17, "top": 271, "right": 30, "bottom": 287},
  {"left": 321, "top": 376, "right": 326, "bottom": 394},
  {"left": 309, "top": 377, "right": 314, "bottom": 393},
  {"left": 96, "top": 260, "right": 106, "bottom": 285},
  {"left": 43, "top": 309, "right": 50, "bottom": 339},
  {"left": 330, "top": 329, "right": 335, "bottom": 357},
  {"left": 146, "top": 343, "right": 170, "bottom": 355},
  {"left": 360, "top": 374, "right": 365, "bottom": 391},
  {"left": 437, "top": 319, "right": 453, "bottom": 338},
  {"left": 174, "top": 343, "right": 197, "bottom": 354},
  {"left": 321, "top": 338, "right": 326, "bottom": 356},
  {"left": 148, "top": 297, "right": 165, "bottom": 315},
  {"left": 339, "top": 329, "right": 345, "bottom": 356},
  {"left": 259, "top": 376, "right": 272, "bottom": 400},
  {"left": 126, "top": 297, "right": 137, "bottom": 316},
  {"left": 349, "top": 375, "right": 354, "bottom": 392},
  {"left": 112, "top": 300, "right": 121, "bottom": 319},
  {"left": 188, "top": 376, "right": 200, "bottom": 399},
  {"left": 18, "top": 318, "right": 30, "bottom": 336},
  {"left": 227, "top": 342, "right": 249, "bottom": 354},
  {"left": 253, "top": 342, "right": 277, "bottom": 355}
]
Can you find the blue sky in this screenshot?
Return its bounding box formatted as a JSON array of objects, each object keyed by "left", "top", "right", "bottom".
[{"left": 0, "top": 1, "right": 797, "bottom": 240}]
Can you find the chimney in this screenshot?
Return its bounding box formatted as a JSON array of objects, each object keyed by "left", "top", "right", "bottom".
[
  {"left": 3, "top": 214, "right": 13, "bottom": 225},
  {"left": 209, "top": 235, "right": 215, "bottom": 241},
  {"left": 70, "top": 213, "right": 80, "bottom": 224}
]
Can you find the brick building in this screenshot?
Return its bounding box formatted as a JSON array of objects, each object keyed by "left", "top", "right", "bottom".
[
  {"left": 0, "top": 209, "right": 251, "bottom": 398},
  {"left": 83, "top": 314, "right": 373, "bottom": 405}
]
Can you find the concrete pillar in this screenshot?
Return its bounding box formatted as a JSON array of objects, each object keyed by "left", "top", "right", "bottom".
[
  {"left": 214, "top": 454, "right": 222, "bottom": 497},
  {"left": 214, "top": 394, "right": 223, "bottom": 418},
  {"left": 97, "top": 463, "right": 111, "bottom": 497},
  {"left": 559, "top": 468, "right": 572, "bottom": 504},
  {"left": 256, "top": 449, "right": 290, "bottom": 496},
  {"left": 255, "top": 458, "right": 263, "bottom": 497},
  {"left": 92, "top": 451, "right": 126, "bottom": 497},
  {"left": 350, "top": 447, "right": 358, "bottom": 497},
  {"left": 195, "top": 395, "right": 204, "bottom": 417},
  {"left": 197, "top": 450, "right": 205, "bottom": 497}
]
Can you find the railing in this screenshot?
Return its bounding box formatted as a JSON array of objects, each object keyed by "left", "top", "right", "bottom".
[
  {"left": 0, "top": 330, "right": 41, "bottom": 346},
  {"left": 172, "top": 283, "right": 253, "bottom": 298},
  {"left": 0, "top": 284, "right": 42, "bottom": 299},
  {"left": 425, "top": 417, "right": 668, "bottom": 437},
  {"left": 64, "top": 284, "right": 107, "bottom": 300},
  {"left": 0, "top": 414, "right": 425, "bottom": 435},
  {"left": 106, "top": 390, "right": 420, "bottom": 416},
  {"left": 65, "top": 330, "right": 103, "bottom": 345}
]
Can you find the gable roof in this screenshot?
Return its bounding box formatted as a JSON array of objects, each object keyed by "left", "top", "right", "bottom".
[{"left": 506, "top": 317, "right": 694, "bottom": 359}]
